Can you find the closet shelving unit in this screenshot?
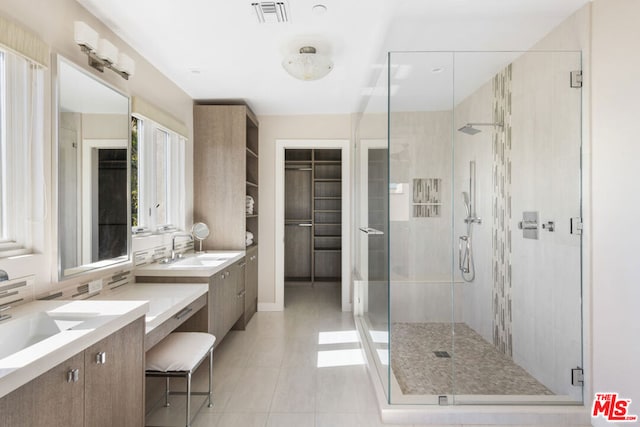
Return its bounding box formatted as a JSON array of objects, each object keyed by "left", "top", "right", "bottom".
[{"left": 284, "top": 149, "right": 342, "bottom": 284}]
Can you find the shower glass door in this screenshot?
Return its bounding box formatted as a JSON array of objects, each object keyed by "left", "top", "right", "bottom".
[{"left": 357, "top": 50, "right": 583, "bottom": 406}]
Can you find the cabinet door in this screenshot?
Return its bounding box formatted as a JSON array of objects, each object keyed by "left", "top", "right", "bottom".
[
  {"left": 234, "top": 261, "right": 246, "bottom": 321},
  {"left": 222, "top": 268, "right": 237, "bottom": 333},
  {"left": 245, "top": 249, "right": 258, "bottom": 321},
  {"left": 84, "top": 318, "right": 145, "bottom": 427},
  {"left": 210, "top": 271, "right": 226, "bottom": 341},
  {"left": 0, "top": 352, "right": 84, "bottom": 427}
]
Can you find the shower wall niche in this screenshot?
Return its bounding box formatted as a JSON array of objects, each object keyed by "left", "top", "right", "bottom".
[{"left": 356, "top": 50, "right": 583, "bottom": 406}]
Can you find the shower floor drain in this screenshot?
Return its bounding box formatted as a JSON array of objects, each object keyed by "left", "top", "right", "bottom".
[{"left": 434, "top": 351, "right": 451, "bottom": 358}]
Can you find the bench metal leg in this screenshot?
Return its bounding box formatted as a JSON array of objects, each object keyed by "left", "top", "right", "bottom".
[
  {"left": 208, "top": 348, "right": 214, "bottom": 408},
  {"left": 164, "top": 377, "right": 170, "bottom": 407},
  {"left": 186, "top": 372, "right": 192, "bottom": 427}
]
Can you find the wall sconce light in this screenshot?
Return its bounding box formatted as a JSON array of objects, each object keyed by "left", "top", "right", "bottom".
[
  {"left": 282, "top": 46, "right": 333, "bottom": 81},
  {"left": 74, "top": 21, "right": 135, "bottom": 80}
]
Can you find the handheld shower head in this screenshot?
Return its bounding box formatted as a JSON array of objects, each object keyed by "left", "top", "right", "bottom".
[{"left": 462, "top": 192, "right": 471, "bottom": 217}]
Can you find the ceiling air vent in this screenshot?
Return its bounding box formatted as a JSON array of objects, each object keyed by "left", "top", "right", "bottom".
[{"left": 252, "top": 1, "right": 289, "bottom": 23}]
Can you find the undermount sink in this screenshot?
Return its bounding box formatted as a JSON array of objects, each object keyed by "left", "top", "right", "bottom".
[
  {"left": 0, "top": 309, "right": 106, "bottom": 360},
  {"left": 0, "top": 312, "right": 86, "bottom": 360},
  {"left": 195, "top": 252, "right": 241, "bottom": 261},
  {"left": 168, "top": 257, "right": 225, "bottom": 268}
]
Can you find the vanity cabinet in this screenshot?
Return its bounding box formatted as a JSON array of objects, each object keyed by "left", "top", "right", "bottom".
[
  {"left": 235, "top": 245, "right": 257, "bottom": 329},
  {"left": 84, "top": 318, "right": 145, "bottom": 427},
  {"left": 0, "top": 317, "right": 144, "bottom": 427},
  {"left": 214, "top": 260, "right": 245, "bottom": 338},
  {"left": 0, "top": 352, "right": 85, "bottom": 427}
]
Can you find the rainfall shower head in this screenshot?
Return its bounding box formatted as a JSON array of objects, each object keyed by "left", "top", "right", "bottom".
[
  {"left": 458, "top": 124, "right": 482, "bottom": 135},
  {"left": 457, "top": 122, "right": 503, "bottom": 135}
]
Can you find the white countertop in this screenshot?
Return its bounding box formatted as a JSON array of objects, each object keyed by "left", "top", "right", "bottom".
[
  {"left": 94, "top": 282, "right": 208, "bottom": 334},
  {"left": 134, "top": 250, "right": 245, "bottom": 278},
  {"left": 0, "top": 299, "right": 148, "bottom": 399}
]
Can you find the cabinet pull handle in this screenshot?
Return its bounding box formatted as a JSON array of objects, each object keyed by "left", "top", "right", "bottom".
[
  {"left": 96, "top": 351, "right": 107, "bottom": 365},
  {"left": 250, "top": 255, "right": 256, "bottom": 261},
  {"left": 67, "top": 368, "right": 80, "bottom": 383},
  {"left": 238, "top": 262, "right": 246, "bottom": 267},
  {"left": 226, "top": 271, "right": 230, "bottom": 277},
  {"left": 175, "top": 307, "right": 193, "bottom": 320}
]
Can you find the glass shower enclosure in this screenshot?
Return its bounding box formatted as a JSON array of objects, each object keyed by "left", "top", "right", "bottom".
[{"left": 355, "top": 51, "right": 583, "bottom": 405}]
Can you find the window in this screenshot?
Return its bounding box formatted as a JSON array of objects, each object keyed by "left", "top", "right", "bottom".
[
  {"left": 0, "top": 48, "right": 44, "bottom": 256},
  {"left": 131, "top": 115, "right": 186, "bottom": 233}
]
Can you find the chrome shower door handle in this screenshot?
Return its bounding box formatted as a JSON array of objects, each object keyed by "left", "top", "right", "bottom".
[{"left": 359, "top": 227, "right": 384, "bottom": 235}]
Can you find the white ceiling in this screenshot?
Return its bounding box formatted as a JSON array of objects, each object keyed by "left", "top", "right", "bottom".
[{"left": 77, "top": 0, "right": 589, "bottom": 115}]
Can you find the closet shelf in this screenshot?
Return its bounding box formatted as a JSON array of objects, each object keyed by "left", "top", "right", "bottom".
[
  {"left": 246, "top": 147, "right": 258, "bottom": 158},
  {"left": 284, "top": 148, "right": 342, "bottom": 285}
]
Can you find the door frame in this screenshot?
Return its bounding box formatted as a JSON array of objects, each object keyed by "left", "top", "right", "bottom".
[
  {"left": 274, "top": 139, "right": 351, "bottom": 312},
  {"left": 357, "top": 139, "right": 387, "bottom": 282}
]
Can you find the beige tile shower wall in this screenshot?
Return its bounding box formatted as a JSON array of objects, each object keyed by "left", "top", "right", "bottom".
[
  {"left": 0, "top": 0, "right": 194, "bottom": 294},
  {"left": 453, "top": 5, "right": 589, "bottom": 400},
  {"left": 388, "top": 111, "right": 453, "bottom": 285},
  {"left": 454, "top": 80, "right": 494, "bottom": 343},
  {"left": 510, "top": 51, "right": 583, "bottom": 400},
  {"left": 509, "top": 5, "right": 589, "bottom": 401}
]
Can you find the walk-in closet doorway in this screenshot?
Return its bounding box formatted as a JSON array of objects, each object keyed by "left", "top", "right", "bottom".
[{"left": 275, "top": 140, "right": 351, "bottom": 312}]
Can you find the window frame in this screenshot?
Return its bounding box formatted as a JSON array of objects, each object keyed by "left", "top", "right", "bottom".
[{"left": 131, "top": 113, "right": 186, "bottom": 234}]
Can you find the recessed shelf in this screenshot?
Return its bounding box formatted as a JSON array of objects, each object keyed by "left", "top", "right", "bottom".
[{"left": 246, "top": 181, "right": 258, "bottom": 188}]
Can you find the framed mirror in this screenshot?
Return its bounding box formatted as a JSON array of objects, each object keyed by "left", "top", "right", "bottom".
[{"left": 56, "top": 56, "right": 131, "bottom": 279}]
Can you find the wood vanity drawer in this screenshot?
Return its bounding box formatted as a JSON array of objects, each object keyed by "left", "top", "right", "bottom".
[{"left": 144, "top": 294, "right": 207, "bottom": 351}]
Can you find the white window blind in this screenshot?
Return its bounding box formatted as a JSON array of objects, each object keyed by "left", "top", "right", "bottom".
[{"left": 0, "top": 48, "right": 44, "bottom": 256}]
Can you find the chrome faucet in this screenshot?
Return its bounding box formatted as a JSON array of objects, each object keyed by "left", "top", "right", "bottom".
[{"left": 171, "top": 232, "right": 194, "bottom": 260}]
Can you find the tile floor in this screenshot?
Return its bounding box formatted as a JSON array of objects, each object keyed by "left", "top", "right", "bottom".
[
  {"left": 147, "top": 283, "right": 398, "bottom": 427},
  {"left": 145, "top": 284, "right": 574, "bottom": 427}
]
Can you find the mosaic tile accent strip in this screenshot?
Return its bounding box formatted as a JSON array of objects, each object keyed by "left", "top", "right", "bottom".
[
  {"left": 492, "top": 64, "right": 513, "bottom": 356},
  {"left": 412, "top": 178, "right": 442, "bottom": 217},
  {"left": 391, "top": 322, "right": 552, "bottom": 396}
]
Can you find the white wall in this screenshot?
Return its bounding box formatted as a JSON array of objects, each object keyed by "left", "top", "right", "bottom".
[
  {"left": 0, "top": 0, "right": 193, "bottom": 295},
  {"left": 591, "top": 0, "right": 640, "bottom": 423},
  {"left": 257, "top": 115, "right": 352, "bottom": 305}
]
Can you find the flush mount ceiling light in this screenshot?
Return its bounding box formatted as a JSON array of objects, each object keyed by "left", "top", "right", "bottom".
[{"left": 282, "top": 46, "right": 333, "bottom": 81}]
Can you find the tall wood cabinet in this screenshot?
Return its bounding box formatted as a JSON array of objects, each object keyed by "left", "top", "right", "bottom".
[
  {"left": 193, "top": 104, "right": 258, "bottom": 326},
  {"left": 285, "top": 149, "right": 342, "bottom": 284}
]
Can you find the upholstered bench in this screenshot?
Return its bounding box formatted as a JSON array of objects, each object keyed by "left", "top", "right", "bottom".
[{"left": 145, "top": 332, "right": 216, "bottom": 427}]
